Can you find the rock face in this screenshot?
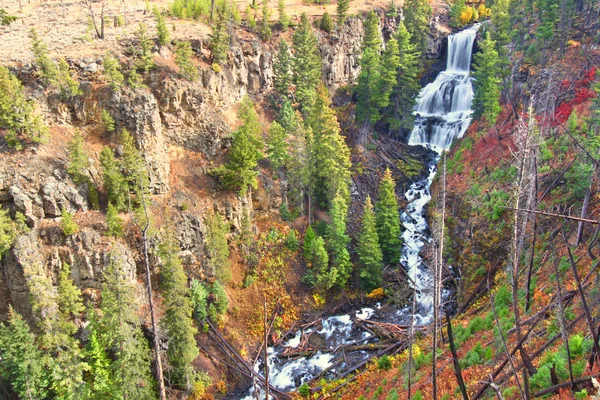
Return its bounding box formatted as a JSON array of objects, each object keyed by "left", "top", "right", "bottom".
[
  {"left": 109, "top": 89, "right": 171, "bottom": 195},
  {"left": 320, "top": 17, "right": 365, "bottom": 89}
]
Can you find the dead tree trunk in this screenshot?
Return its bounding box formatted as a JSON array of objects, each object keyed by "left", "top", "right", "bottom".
[
  {"left": 551, "top": 257, "right": 575, "bottom": 391},
  {"left": 129, "top": 180, "right": 167, "bottom": 400},
  {"left": 446, "top": 313, "right": 468, "bottom": 400}
]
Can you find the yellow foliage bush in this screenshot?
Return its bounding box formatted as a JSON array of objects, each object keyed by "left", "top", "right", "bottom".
[
  {"left": 313, "top": 293, "right": 326, "bottom": 307},
  {"left": 477, "top": 4, "right": 491, "bottom": 18},
  {"left": 459, "top": 7, "right": 474, "bottom": 25},
  {"left": 366, "top": 287, "right": 385, "bottom": 300},
  {"left": 568, "top": 39, "right": 581, "bottom": 47}
]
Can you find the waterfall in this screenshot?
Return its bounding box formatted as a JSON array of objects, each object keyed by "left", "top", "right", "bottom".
[
  {"left": 242, "top": 25, "right": 481, "bottom": 399},
  {"left": 402, "top": 24, "right": 480, "bottom": 324}
]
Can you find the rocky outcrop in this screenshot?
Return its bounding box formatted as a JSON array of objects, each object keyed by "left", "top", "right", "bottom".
[
  {"left": 109, "top": 88, "right": 171, "bottom": 194},
  {"left": 320, "top": 17, "right": 365, "bottom": 89}
]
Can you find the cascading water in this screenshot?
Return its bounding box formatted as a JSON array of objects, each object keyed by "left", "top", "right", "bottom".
[
  {"left": 403, "top": 23, "right": 480, "bottom": 324},
  {"left": 241, "top": 25, "right": 480, "bottom": 399}
]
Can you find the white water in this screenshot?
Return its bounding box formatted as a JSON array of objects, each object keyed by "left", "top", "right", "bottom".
[
  {"left": 242, "top": 25, "right": 480, "bottom": 398},
  {"left": 404, "top": 24, "right": 480, "bottom": 323}
]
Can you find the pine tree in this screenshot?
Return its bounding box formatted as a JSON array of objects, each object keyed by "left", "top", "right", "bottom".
[
  {"left": 403, "top": 0, "right": 431, "bottom": 57},
  {"left": 385, "top": 21, "right": 421, "bottom": 134},
  {"left": 133, "top": 23, "right": 155, "bottom": 73},
  {"left": 490, "top": 0, "right": 511, "bottom": 73},
  {"left": 258, "top": 0, "right": 272, "bottom": 41},
  {"left": 29, "top": 28, "right": 59, "bottom": 85},
  {"left": 362, "top": 11, "right": 381, "bottom": 52},
  {"left": 278, "top": 0, "right": 290, "bottom": 30},
  {"left": 375, "top": 168, "right": 401, "bottom": 265},
  {"left": 105, "top": 203, "right": 124, "bottom": 237},
  {"left": 153, "top": 6, "right": 170, "bottom": 46},
  {"left": 472, "top": 32, "right": 502, "bottom": 125},
  {"left": 292, "top": 13, "right": 322, "bottom": 108},
  {"left": 67, "top": 130, "right": 89, "bottom": 184},
  {"left": 0, "top": 209, "right": 22, "bottom": 259},
  {"left": 175, "top": 40, "right": 199, "bottom": 80},
  {"left": 58, "top": 58, "right": 81, "bottom": 100},
  {"left": 102, "top": 53, "right": 124, "bottom": 89},
  {"left": 158, "top": 233, "right": 199, "bottom": 390},
  {"left": 357, "top": 196, "right": 383, "bottom": 290},
  {"left": 84, "top": 311, "right": 112, "bottom": 399},
  {"left": 50, "top": 262, "right": 88, "bottom": 400},
  {"left": 101, "top": 109, "right": 116, "bottom": 133},
  {"left": 267, "top": 121, "right": 288, "bottom": 170},
  {"left": 376, "top": 37, "right": 400, "bottom": 110},
  {"left": 0, "top": 66, "right": 47, "bottom": 149},
  {"left": 449, "top": 0, "right": 467, "bottom": 27},
  {"left": 273, "top": 40, "right": 292, "bottom": 98},
  {"left": 210, "top": 4, "right": 230, "bottom": 64},
  {"left": 320, "top": 12, "right": 333, "bottom": 33},
  {"left": 99, "top": 147, "right": 127, "bottom": 211},
  {"left": 211, "top": 98, "right": 264, "bottom": 195},
  {"left": 325, "top": 191, "right": 352, "bottom": 288},
  {"left": 205, "top": 212, "right": 231, "bottom": 283},
  {"left": 311, "top": 235, "right": 330, "bottom": 290},
  {"left": 303, "top": 225, "right": 317, "bottom": 262},
  {"left": 356, "top": 47, "right": 381, "bottom": 124},
  {"left": 0, "top": 307, "right": 50, "bottom": 400},
  {"left": 119, "top": 128, "right": 148, "bottom": 192},
  {"left": 190, "top": 279, "right": 209, "bottom": 322},
  {"left": 100, "top": 252, "right": 156, "bottom": 400},
  {"left": 306, "top": 85, "right": 352, "bottom": 209},
  {"left": 285, "top": 110, "right": 311, "bottom": 211},
  {"left": 336, "top": 0, "right": 350, "bottom": 26}
]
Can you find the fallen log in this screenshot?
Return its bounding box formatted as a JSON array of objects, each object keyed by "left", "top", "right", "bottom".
[{"left": 534, "top": 373, "right": 600, "bottom": 397}]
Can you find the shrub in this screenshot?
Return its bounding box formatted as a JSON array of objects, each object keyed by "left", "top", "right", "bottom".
[
  {"left": 413, "top": 391, "right": 423, "bottom": 400},
  {"left": 153, "top": 6, "right": 170, "bottom": 45},
  {"left": 298, "top": 382, "right": 310, "bottom": 397},
  {"left": 105, "top": 203, "right": 124, "bottom": 237},
  {"left": 60, "top": 210, "right": 79, "bottom": 236},
  {"left": 102, "top": 53, "right": 124, "bottom": 89},
  {"left": 377, "top": 355, "right": 392, "bottom": 371},
  {"left": 320, "top": 12, "right": 333, "bottom": 33},
  {"left": 171, "top": 0, "right": 210, "bottom": 20},
  {"left": 0, "top": 9, "right": 18, "bottom": 26},
  {"left": 575, "top": 389, "right": 588, "bottom": 400},
  {"left": 285, "top": 229, "right": 300, "bottom": 251}
]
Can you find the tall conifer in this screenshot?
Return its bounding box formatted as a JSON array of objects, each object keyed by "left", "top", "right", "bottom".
[
  {"left": 292, "top": 14, "right": 322, "bottom": 108},
  {"left": 375, "top": 168, "right": 401, "bottom": 265},
  {"left": 472, "top": 32, "right": 502, "bottom": 125},
  {"left": 357, "top": 196, "right": 383, "bottom": 290}
]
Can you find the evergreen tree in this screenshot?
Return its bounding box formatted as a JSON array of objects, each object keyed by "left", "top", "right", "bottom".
[
  {"left": 286, "top": 112, "right": 311, "bottom": 212},
  {"left": 61, "top": 209, "right": 79, "bottom": 236},
  {"left": 158, "top": 234, "right": 199, "bottom": 390},
  {"left": 84, "top": 311, "right": 112, "bottom": 399},
  {"left": 211, "top": 97, "right": 264, "bottom": 195},
  {"left": 105, "top": 203, "right": 124, "bottom": 238},
  {"left": 356, "top": 47, "right": 382, "bottom": 124},
  {"left": 99, "top": 147, "right": 128, "bottom": 211},
  {"left": 205, "top": 212, "right": 231, "bottom": 283},
  {"left": 292, "top": 13, "right": 322, "bottom": 108},
  {"left": 403, "top": 0, "right": 431, "bottom": 57},
  {"left": 273, "top": 40, "right": 293, "bottom": 98},
  {"left": 385, "top": 21, "right": 421, "bottom": 134},
  {"left": 310, "top": 235, "right": 330, "bottom": 289},
  {"left": 190, "top": 279, "right": 209, "bottom": 322},
  {"left": 376, "top": 37, "right": 400, "bottom": 111},
  {"left": 101, "top": 109, "right": 116, "bottom": 133},
  {"left": 258, "top": 0, "right": 272, "bottom": 40},
  {"left": 337, "top": 0, "right": 350, "bottom": 26},
  {"left": 325, "top": 192, "right": 352, "bottom": 288},
  {"left": 303, "top": 225, "right": 317, "bottom": 262},
  {"left": 357, "top": 196, "right": 383, "bottom": 290},
  {"left": 362, "top": 11, "right": 381, "bottom": 52},
  {"left": 210, "top": 4, "right": 230, "bottom": 64},
  {"left": 472, "top": 32, "right": 502, "bottom": 125},
  {"left": 153, "top": 6, "right": 170, "bottom": 46},
  {"left": 267, "top": 121, "right": 288, "bottom": 170},
  {"left": 278, "top": 0, "right": 290, "bottom": 30},
  {"left": 175, "top": 40, "right": 199, "bottom": 80},
  {"left": 133, "top": 23, "right": 155, "bottom": 73},
  {"left": 320, "top": 12, "right": 333, "bottom": 33},
  {"left": 375, "top": 168, "right": 401, "bottom": 265},
  {"left": 58, "top": 58, "right": 81, "bottom": 100},
  {"left": 29, "top": 28, "right": 59, "bottom": 85},
  {"left": 306, "top": 85, "right": 352, "bottom": 209},
  {"left": 50, "top": 263, "right": 88, "bottom": 400},
  {"left": 449, "top": 0, "right": 467, "bottom": 28},
  {"left": 102, "top": 53, "right": 124, "bottom": 90},
  {"left": 67, "top": 130, "right": 89, "bottom": 184},
  {"left": 0, "top": 66, "right": 47, "bottom": 149},
  {"left": 0, "top": 209, "right": 22, "bottom": 259},
  {"left": 119, "top": 129, "right": 148, "bottom": 192},
  {"left": 100, "top": 253, "right": 156, "bottom": 400},
  {"left": 0, "top": 307, "right": 50, "bottom": 399},
  {"left": 490, "top": 0, "right": 511, "bottom": 73}
]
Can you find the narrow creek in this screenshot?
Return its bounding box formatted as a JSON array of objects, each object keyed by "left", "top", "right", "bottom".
[{"left": 241, "top": 24, "right": 480, "bottom": 399}]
